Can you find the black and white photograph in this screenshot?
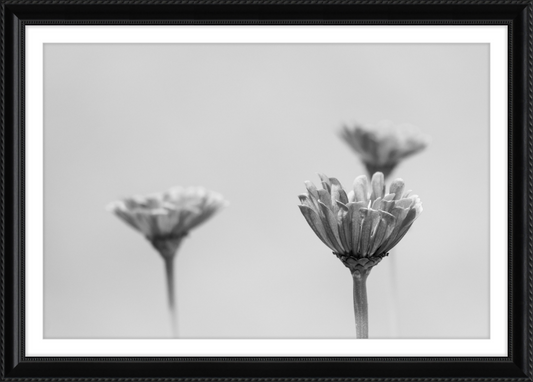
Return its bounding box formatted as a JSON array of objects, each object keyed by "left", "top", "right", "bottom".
[
  {"left": 4, "top": 2, "right": 532, "bottom": 379},
  {"left": 43, "top": 40, "right": 490, "bottom": 340}
]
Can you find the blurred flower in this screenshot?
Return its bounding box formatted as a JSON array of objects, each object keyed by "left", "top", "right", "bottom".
[
  {"left": 298, "top": 172, "right": 422, "bottom": 338},
  {"left": 341, "top": 120, "right": 430, "bottom": 179},
  {"left": 107, "top": 186, "right": 228, "bottom": 337},
  {"left": 107, "top": 186, "right": 228, "bottom": 257}
]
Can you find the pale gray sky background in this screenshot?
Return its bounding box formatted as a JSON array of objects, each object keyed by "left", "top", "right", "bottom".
[{"left": 44, "top": 43, "right": 489, "bottom": 339}]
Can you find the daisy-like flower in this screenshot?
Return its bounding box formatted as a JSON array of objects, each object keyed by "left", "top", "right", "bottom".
[
  {"left": 341, "top": 120, "right": 430, "bottom": 179},
  {"left": 298, "top": 172, "right": 422, "bottom": 338},
  {"left": 108, "top": 186, "right": 228, "bottom": 256},
  {"left": 107, "top": 186, "right": 228, "bottom": 337}
]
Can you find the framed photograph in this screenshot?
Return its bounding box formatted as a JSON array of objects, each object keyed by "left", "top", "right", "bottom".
[{"left": 2, "top": 1, "right": 531, "bottom": 380}]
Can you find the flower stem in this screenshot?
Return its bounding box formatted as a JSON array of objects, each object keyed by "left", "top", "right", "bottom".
[
  {"left": 352, "top": 270, "right": 370, "bottom": 339},
  {"left": 164, "top": 256, "right": 178, "bottom": 337},
  {"left": 150, "top": 235, "right": 184, "bottom": 338}
]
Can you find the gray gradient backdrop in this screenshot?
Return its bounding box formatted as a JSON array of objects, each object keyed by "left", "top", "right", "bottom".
[{"left": 44, "top": 43, "right": 489, "bottom": 339}]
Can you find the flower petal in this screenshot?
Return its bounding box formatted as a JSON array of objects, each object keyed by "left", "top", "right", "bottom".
[
  {"left": 330, "top": 177, "right": 349, "bottom": 204},
  {"left": 336, "top": 200, "right": 348, "bottom": 211},
  {"left": 298, "top": 205, "right": 335, "bottom": 251},
  {"left": 397, "top": 207, "right": 419, "bottom": 232},
  {"left": 341, "top": 205, "right": 354, "bottom": 251},
  {"left": 298, "top": 194, "right": 318, "bottom": 211},
  {"left": 171, "top": 208, "right": 199, "bottom": 234},
  {"left": 383, "top": 193, "right": 395, "bottom": 201},
  {"left": 376, "top": 206, "right": 410, "bottom": 253},
  {"left": 132, "top": 211, "right": 157, "bottom": 237},
  {"left": 305, "top": 181, "right": 320, "bottom": 201},
  {"left": 303, "top": 182, "right": 321, "bottom": 210},
  {"left": 395, "top": 198, "right": 414, "bottom": 209},
  {"left": 350, "top": 205, "right": 366, "bottom": 254},
  {"left": 317, "top": 189, "right": 333, "bottom": 211},
  {"left": 112, "top": 207, "right": 141, "bottom": 232},
  {"left": 370, "top": 172, "right": 385, "bottom": 201},
  {"left": 381, "top": 199, "right": 395, "bottom": 213},
  {"left": 389, "top": 178, "right": 405, "bottom": 200},
  {"left": 318, "top": 201, "right": 345, "bottom": 253},
  {"left": 352, "top": 175, "right": 369, "bottom": 203},
  {"left": 341, "top": 125, "right": 365, "bottom": 155},
  {"left": 298, "top": 194, "right": 308, "bottom": 204},
  {"left": 381, "top": 212, "right": 418, "bottom": 253},
  {"left": 154, "top": 211, "right": 175, "bottom": 236},
  {"left": 318, "top": 173, "right": 332, "bottom": 193},
  {"left": 359, "top": 209, "right": 380, "bottom": 256},
  {"left": 371, "top": 197, "right": 382, "bottom": 210},
  {"left": 415, "top": 202, "right": 423, "bottom": 217},
  {"left": 369, "top": 211, "right": 395, "bottom": 255},
  {"left": 336, "top": 204, "right": 350, "bottom": 252},
  {"left": 347, "top": 190, "right": 356, "bottom": 202},
  {"left": 389, "top": 206, "right": 410, "bottom": 229}
]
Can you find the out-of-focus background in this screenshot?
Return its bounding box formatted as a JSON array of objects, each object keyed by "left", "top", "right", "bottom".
[{"left": 44, "top": 43, "right": 489, "bottom": 339}]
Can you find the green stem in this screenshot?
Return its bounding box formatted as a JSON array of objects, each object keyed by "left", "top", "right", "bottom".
[{"left": 352, "top": 270, "right": 370, "bottom": 339}]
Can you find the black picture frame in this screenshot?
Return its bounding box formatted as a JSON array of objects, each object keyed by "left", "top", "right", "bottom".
[{"left": 2, "top": 1, "right": 531, "bottom": 380}]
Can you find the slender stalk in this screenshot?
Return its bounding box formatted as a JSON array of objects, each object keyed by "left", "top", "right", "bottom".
[
  {"left": 151, "top": 235, "right": 184, "bottom": 338},
  {"left": 352, "top": 270, "right": 370, "bottom": 339},
  {"left": 164, "top": 256, "right": 178, "bottom": 337}
]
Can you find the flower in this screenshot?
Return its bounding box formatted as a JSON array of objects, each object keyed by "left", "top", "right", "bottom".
[
  {"left": 298, "top": 172, "right": 422, "bottom": 274},
  {"left": 108, "top": 186, "right": 228, "bottom": 337},
  {"left": 107, "top": 186, "right": 228, "bottom": 257},
  {"left": 340, "top": 120, "right": 430, "bottom": 179}
]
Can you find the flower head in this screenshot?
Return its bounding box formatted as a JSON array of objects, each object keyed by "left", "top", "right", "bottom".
[
  {"left": 107, "top": 186, "right": 228, "bottom": 257},
  {"left": 298, "top": 172, "right": 422, "bottom": 274},
  {"left": 341, "top": 120, "right": 430, "bottom": 178}
]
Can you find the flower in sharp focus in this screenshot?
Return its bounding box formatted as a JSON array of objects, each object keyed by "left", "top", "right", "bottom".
[
  {"left": 340, "top": 120, "right": 430, "bottom": 179},
  {"left": 298, "top": 172, "right": 422, "bottom": 274},
  {"left": 107, "top": 186, "right": 228, "bottom": 257}
]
